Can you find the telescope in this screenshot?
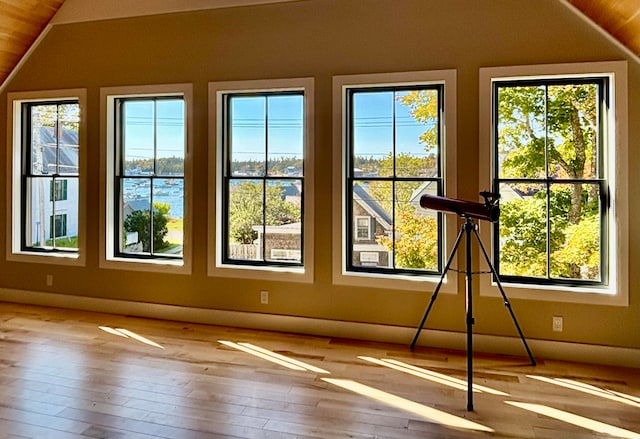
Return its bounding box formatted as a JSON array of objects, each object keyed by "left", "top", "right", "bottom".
[
  {"left": 412, "top": 188, "right": 535, "bottom": 413},
  {"left": 419, "top": 191, "right": 500, "bottom": 223}
]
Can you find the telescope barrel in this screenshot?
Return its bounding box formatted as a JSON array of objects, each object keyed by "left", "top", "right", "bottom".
[{"left": 419, "top": 194, "right": 500, "bottom": 223}]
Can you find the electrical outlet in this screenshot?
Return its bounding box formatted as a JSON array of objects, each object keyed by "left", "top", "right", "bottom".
[
  {"left": 260, "top": 290, "right": 269, "bottom": 304},
  {"left": 552, "top": 316, "right": 563, "bottom": 332},
  {"left": 46, "top": 274, "right": 53, "bottom": 286}
]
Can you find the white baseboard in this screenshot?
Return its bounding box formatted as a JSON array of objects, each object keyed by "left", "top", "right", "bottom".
[{"left": 1, "top": 288, "right": 638, "bottom": 368}]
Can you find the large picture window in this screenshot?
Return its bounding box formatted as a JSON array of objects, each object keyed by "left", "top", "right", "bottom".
[
  {"left": 345, "top": 86, "right": 444, "bottom": 275},
  {"left": 209, "top": 78, "right": 314, "bottom": 282},
  {"left": 493, "top": 79, "right": 607, "bottom": 286},
  {"left": 479, "top": 62, "right": 628, "bottom": 305},
  {"left": 221, "top": 92, "right": 304, "bottom": 266},
  {"left": 113, "top": 96, "right": 185, "bottom": 259},
  {"left": 332, "top": 70, "right": 457, "bottom": 292},
  {"left": 101, "top": 84, "right": 192, "bottom": 274},
  {"left": 22, "top": 100, "right": 79, "bottom": 252}
]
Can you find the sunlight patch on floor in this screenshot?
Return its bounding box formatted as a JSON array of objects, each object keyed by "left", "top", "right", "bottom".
[
  {"left": 218, "top": 340, "right": 329, "bottom": 373},
  {"left": 98, "top": 326, "right": 164, "bottom": 349},
  {"left": 506, "top": 401, "right": 640, "bottom": 439},
  {"left": 323, "top": 378, "right": 494, "bottom": 433},
  {"left": 528, "top": 375, "right": 640, "bottom": 408},
  {"left": 359, "top": 357, "right": 509, "bottom": 396}
]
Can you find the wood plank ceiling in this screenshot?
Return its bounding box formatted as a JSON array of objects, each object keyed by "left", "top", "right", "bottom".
[
  {"left": 568, "top": 0, "right": 640, "bottom": 58},
  {"left": 0, "top": 0, "right": 65, "bottom": 86},
  {"left": 0, "top": 1, "right": 639, "bottom": 89}
]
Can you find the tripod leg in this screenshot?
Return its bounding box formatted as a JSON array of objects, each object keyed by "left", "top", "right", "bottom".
[
  {"left": 464, "top": 220, "right": 474, "bottom": 412},
  {"left": 473, "top": 227, "right": 536, "bottom": 366},
  {"left": 410, "top": 224, "right": 465, "bottom": 350}
]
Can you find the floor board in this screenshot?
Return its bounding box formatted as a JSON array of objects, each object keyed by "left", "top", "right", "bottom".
[{"left": 0, "top": 302, "right": 638, "bottom": 439}]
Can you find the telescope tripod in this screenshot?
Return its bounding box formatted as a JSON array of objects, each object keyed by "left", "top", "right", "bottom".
[{"left": 410, "top": 216, "right": 536, "bottom": 411}]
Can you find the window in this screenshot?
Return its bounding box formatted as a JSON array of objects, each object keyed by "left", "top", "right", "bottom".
[
  {"left": 7, "top": 90, "right": 86, "bottom": 265},
  {"left": 333, "top": 70, "right": 458, "bottom": 292},
  {"left": 50, "top": 214, "right": 67, "bottom": 239},
  {"left": 50, "top": 180, "right": 68, "bottom": 202},
  {"left": 223, "top": 92, "right": 303, "bottom": 265},
  {"left": 355, "top": 216, "right": 371, "bottom": 241},
  {"left": 209, "top": 78, "right": 314, "bottom": 282},
  {"left": 479, "top": 62, "right": 628, "bottom": 306},
  {"left": 115, "top": 97, "right": 185, "bottom": 258},
  {"left": 101, "top": 84, "right": 192, "bottom": 273}
]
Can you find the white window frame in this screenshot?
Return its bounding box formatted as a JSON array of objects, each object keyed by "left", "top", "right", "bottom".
[
  {"left": 332, "top": 70, "right": 458, "bottom": 293},
  {"left": 6, "top": 89, "right": 87, "bottom": 266},
  {"left": 208, "top": 78, "right": 315, "bottom": 283},
  {"left": 100, "top": 84, "right": 193, "bottom": 274},
  {"left": 478, "top": 61, "right": 628, "bottom": 306}
]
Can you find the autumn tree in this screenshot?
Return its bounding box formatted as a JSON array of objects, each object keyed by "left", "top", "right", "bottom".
[
  {"left": 496, "top": 83, "right": 601, "bottom": 279},
  {"left": 369, "top": 89, "right": 441, "bottom": 270}
]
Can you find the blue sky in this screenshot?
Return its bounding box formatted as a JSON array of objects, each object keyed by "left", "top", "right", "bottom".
[
  {"left": 230, "top": 94, "right": 303, "bottom": 164},
  {"left": 119, "top": 91, "right": 433, "bottom": 165},
  {"left": 123, "top": 99, "right": 185, "bottom": 162},
  {"left": 352, "top": 90, "right": 433, "bottom": 161}
]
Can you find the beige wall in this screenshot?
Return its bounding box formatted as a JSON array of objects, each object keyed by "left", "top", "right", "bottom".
[{"left": 2, "top": 0, "right": 639, "bottom": 352}]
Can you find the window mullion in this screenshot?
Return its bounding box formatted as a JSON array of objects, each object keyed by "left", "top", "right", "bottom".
[
  {"left": 544, "top": 85, "right": 552, "bottom": 280},
  {"left": 149, "top": 99, "right": 158, "bottom": 256}
]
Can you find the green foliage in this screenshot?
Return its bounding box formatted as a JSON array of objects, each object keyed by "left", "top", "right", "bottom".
[
  {"left": 551, "top": 214, "right": 600, "bottom": 279},
  {"left": 496, "top": 82, "right": 601, "bottom": 280},
  {"left": 361, "top": 91, "right": 441, "bottom": 270},
  {"left": 399, "top": 89, "right": 439, "bottom": 149},
  {"left": 378, "top": 207, "right": 438, "bottom": 270},
  {"left": 499, "top": 187, "right": 601, "bottom": 280},
  {"left": 366, "top": 153, "right": 430, "bottom": 214},
  {"left": 228, "top": 181, "right": 301, "bottom": 244},
  {"left": 124, "top": 203, "right": 169, "bottom": 252}
]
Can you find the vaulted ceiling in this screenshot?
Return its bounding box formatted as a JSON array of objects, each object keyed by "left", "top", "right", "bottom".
[
  {"left": 0, "top": 0, "right": 639, "bottom": 89},
  {"left": 568, "top": 0, "right": 640, "bottom": 58},
  {"left": 0, "top": 0, "right": 65, "bottom": 86}
]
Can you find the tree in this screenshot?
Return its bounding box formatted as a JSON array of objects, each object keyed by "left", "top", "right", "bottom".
[
  {"left": 497, "top": 83, "right": 600, "bottom": 279},
  {"left": 364, "top": 90, "right": 441, "bottom": 270},
  {"left": 377, "top": 207, "right": 438, "bottom": 270},
  {"left": 228, "top": 181, "right": 301, "bottom": 244},
  {"left": 124, "top": 202, "right": 170, "bottom": 252}
]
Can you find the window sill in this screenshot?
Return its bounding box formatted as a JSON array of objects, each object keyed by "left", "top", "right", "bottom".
[
  {"left": 333, "top": 270, "right": 457, "bottom": 293},
  {"left": 7, "top": 251, "right": 84, "bottom": 266},
  {"left": 209, "top": 263, "right": 312, "bottom": 283},
  {"left": 480, "top": 279, "right": 627, "bottom": 306},
  {"left": 100, "top": 257, "right": 190, "bottom": 275}
]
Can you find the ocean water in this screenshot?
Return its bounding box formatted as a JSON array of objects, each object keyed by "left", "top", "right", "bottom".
[{"left": 123, "top": 178, "right": 184, "bottom": 219}]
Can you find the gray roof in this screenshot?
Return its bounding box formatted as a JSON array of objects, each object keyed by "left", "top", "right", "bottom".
[
  {"left": 34, "top": 126, "right": 79, "bottom": 173},
  {"left": 353, "top": 184, "right": 392, "bottom": 227}
]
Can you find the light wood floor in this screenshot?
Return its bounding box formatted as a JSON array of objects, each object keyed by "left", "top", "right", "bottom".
[{"left": 0, "top": 302, "right": 638, "bottom": 439}]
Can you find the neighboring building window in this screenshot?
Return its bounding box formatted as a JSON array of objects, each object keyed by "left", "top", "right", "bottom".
[
  {"left": 345, "top": 85, "right": 444, "bottom": 275},
  {"left": 493, "top": 78, "right": 607, "bottom": 286},
  {"left": 50, "top": 214, "right": 67, "bottom": 239},
  {"left": 221, "top": 91, "right": 304, "bottom": 266},
  {"left": 479, "top": 62, "right": 628, "bottom": 305},
  {"left": 355, "top": 216, "right": 371, "bottom": 240},
  {"left": 113, "top": 96, "right": 185, "bottom": 259},
  {"left": 50, "top": 179, "right": 68, "bottom": 201},
  {"left": 22, "top": 100, "right": 79, "bottom": 252}
]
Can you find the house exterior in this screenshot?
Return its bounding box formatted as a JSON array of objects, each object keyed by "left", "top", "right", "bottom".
[
  {"left": 29, "top": 126, "right": 79, "bottom": 246},
  {"left": 351, "top": 184, "right": 392, "bottom": 268}
]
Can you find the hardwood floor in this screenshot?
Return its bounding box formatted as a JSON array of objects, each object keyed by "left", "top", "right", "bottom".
[{"left": 0, "top": 302, "right": 638, "bottom": 439}]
